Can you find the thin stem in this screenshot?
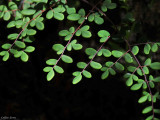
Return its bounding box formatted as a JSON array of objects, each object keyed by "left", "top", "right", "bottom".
[
  {"left": 107, "top": 50, "right": 130, "bottom": 70},
  {"left": 52, "top": 0, "right": 103, "bottom": 69},
  {"left": 126, "top": 39, "right": 155, "bottom": 120},
  {"left": 8, "top": 0, "right": 61, "bottom": 52},
  {"left": 81, "top": 36, "right": 110, "bottom": 74},
  {"left": 81, "top": 0, "right": 118, "bottom": 32}
]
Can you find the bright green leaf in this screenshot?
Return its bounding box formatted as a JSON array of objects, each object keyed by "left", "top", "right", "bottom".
[
  {"left": 132, "top": 46, "right": 139, "bottom": 55},
  {"left": 43, "top": 67, "right": 52, "bottom": 72},
  {"left": 126, "top": 76, "right": 133, "bottom": 86},
  {"left": 130, "top": 83, "right": 142, "bottom": 90},
  {"left": 2, "top": 43, "right": 11, "bottom": 49},
  {"left": 46, "top": 59, "right": 57, "bottom": 65},
  {"left": 54, "top": 12, "right": 64, "bottom": 20},
  {"left": 151, "top": 43, "right": 158, "bottom": 52},
  {"left": 52, "top": 44, "right": 64, "bottom": 51},
  {"left": 112, "top": 50, "right": 123, "bottom": 58},
  {"left": 46, "top": 10, "right": 53, "bottom": 19},
  {"left": 24, "top": 46, "right": 35, "bottom": 52},
  {"left": 138, "top": 95, "right": 148, "bottom": 103},
  {"left": 90, "top": 61, "right": 102, "bottom": 69},
  {"left": 67, "top": 14, "right": 81, "bottom": 21},
  {"left": 82, "top": 70, "right": 92, "bottom": 78},
  {"left": 61, "top": 55, "right": 73, "bottom": 63},
  {"left": 142, "top": 106, "right": 152, "bottom": 114},
  {"left": 98, "top": 30, "right": 110, "bottom": 37},
  {"left": 77, "top": 62, "right": 87, "bottom": 69},
  {"left": 47, "top": 70, "right": 55, "bottom": 81},
  {"left": 54, "top": 65, "right": 64, "bottom": 73},
  {"left": 72, "top": 74, "right": 82, "bottom": 84},
  {"left": 21, "top": 52, "right": 28, "bottom": 62}
]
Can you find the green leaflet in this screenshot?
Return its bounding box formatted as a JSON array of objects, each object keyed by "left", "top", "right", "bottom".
[
  {"left": 27, "top": 29, "right": 37, "bottom": 36},
  {"left": 2, "top": 51, "right": 9, "bottom": 61},
  {"left": 47, "top": 70, "right": 55, "bottom": 81},
  {"left": 77, "top": 62, "right": 87, "bottom": 69},
  {"left": 36, "top": 21, "right": 44, "bottom": 30},
  {"left": 151, "top": 43, "right": 158, "bottom": 52},
  {"left": 142, "top": 106, "right": 152, "bottom": 114},
  {"left": 61, "top": 55, "right": 73, "bottom": 63},
  {"left": 21, "top": 9, "right": 36, "bottom": 15},
  {"left": 54, "top": 66, "right": 64, "bottom": 74},
  {"left": 150, "top": 62, "right": 160, "bottom": 70},
  {"left": 15, "top": 41, "right": 26, "bottom": 48},
  {"left": 59, "top": 30, "right": 70, "bottom": 36},
  {"left": 81, "top": 31, "right": 91, "bottom": 38},
  {"left": 126, "top": 76, "right": 133, "bottom": 86},
  {"left": 130, "top": 83, "right": 143, "bottom": 91},
  {"left": 3, "top": 11, "right": 11, "bottom": 21},
  {"left": 94, "top": 15, "right": 104, "bottom": 25},
  {"left": 46, "top": 10, "right": 54, "bottom": 19},
  {"left": 98, "top": 30, "right": 110, "bottom": 37},
  {"left": 24, "top": 46, "right": 35, "bottom": 52},
  {"left": 2, "top": 43, "right": 11, "bottom": 49},
  {"left": 138, "top": 95, "right": 148, "bottom": 103},
  {"left": 67, "top": 14, "right": 81, "bottom": 21},
  {"left": 7, "top": 21, "right": 16, "bottom": 28},
  {"left": 72, "top": 74, "right": 82, "bottom": 84},
  {"left": 46, "top": 59, "right": 57, "bottom": 65},
  {"left": 82, "top": 70, "right": 92, "bottom": 78},
  {"left": 144, "top": 58, "right": 151, "bottom": 66},
  {"left": 67, "top": 7, "right": 76, "bottom": 14},
  {"left": 112, "top": 50, "right": 123, "bottom": 58},
  {"left": 54, "top": 12, "right": 64, "bottom": 20},
  {"left": 124, "top": 53, "right": 133, "bottom": 63},
  {"left": 8, "top": 33, "right": 18, "bottom": 40},
  {"left": 132, "top": 46, "right": 139, "bottom": 55},
  {"left": 144, "top": 44, "right": 151, "bottom": 54},
  {"left": 115, "top": 62, "right": 124, "bottom": 71},
  {"left": 90, "top": 61, "right": 102, "bottom": 69},
  {"left": 101, "top": 70, "right": 109, "bottom": 79},
  {"left": 43, "top": 67, "right": 52, "bottom": 72},
  {"left": 21, "top": 52, "right": 28, "bottom": 62}
]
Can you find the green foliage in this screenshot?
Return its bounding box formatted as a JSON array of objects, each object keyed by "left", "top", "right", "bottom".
[{"left": 0, "top": 0, "right": 160, "bottom": 119}]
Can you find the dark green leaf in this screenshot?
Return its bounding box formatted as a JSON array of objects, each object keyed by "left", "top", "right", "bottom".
[
  {"left": 150, "top": 62, "right": 160, "bottom": 70},
  {"left": 144, "top": 44, "right": 151, "bottom": 54},
  {"left": 15, "top": 41, "right": 25, "bottom": 48}
]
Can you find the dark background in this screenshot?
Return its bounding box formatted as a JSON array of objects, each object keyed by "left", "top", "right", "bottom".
[{"left": 0, "top": 0, "right": 160, "bottom": 120}]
